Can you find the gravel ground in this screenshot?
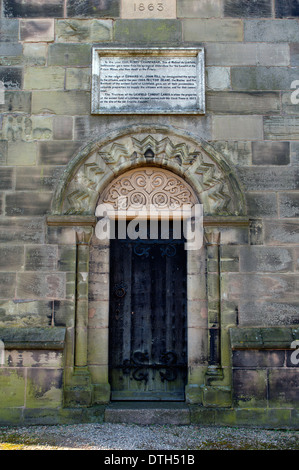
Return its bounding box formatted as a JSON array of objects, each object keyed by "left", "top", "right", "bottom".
[{"left": 0, "top": 423, "right": 298, "bottom": 451}]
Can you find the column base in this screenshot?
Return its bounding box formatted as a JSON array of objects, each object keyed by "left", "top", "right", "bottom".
[
  {"left": 64, "top": 367, "right": 93, "bottom": 407},
  {"left": 202, "top": 386, "right": 232, "bottom": 408},
  {"left": 92, "top": 383, "right": 111, "bottom": 404}
]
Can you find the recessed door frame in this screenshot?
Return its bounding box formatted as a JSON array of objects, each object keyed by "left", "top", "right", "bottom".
[
  {"left": 108, "top": 219, "right": 189, "bottom": 401},
  {"left": 46, "top": 125, "right": 249, "bottom": 407},
  {"left": 87, "top": 215, "right": 208, "bottom": 404}
]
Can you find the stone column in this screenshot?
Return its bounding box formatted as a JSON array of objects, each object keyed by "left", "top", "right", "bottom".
[
  {"left": 46, "top": 216, "right": 96, "bottom": 407},
  {"left": 185, "top": 245, "right": 208, "bottom": 404},
  {"left": 74, "top": 230, "right": 92, "bottom": 369},
  {"left": 205, "top": 230, "right": 222, "bottom": 377}
]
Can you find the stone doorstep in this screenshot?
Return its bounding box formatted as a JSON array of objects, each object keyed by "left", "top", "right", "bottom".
[{"left": 104, "top": 402, "right": 191, "bottom": 425}]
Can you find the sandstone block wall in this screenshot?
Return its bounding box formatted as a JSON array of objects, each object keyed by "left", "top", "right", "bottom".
[{"left": 0, "top": 0, "right": 298, "bottom": 426}]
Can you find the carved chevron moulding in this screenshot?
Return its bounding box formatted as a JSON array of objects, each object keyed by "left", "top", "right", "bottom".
[{"left": 61, "top": 135, "right": 234, "bottom": 216}]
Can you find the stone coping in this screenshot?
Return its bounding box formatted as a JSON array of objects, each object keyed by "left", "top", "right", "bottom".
[
  {"left": 230, "top": 327, "right": 299, "bottom": 350},
  {"left": 0, "top": 327, "right": 66, "bottom": 350}
]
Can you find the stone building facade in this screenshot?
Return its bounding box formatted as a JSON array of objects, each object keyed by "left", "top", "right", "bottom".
[{"left": 0, "top": 0, "right": 299, "bottom": 427}]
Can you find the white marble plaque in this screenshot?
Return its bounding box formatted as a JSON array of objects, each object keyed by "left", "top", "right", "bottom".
[
  {"left": 121, "top": 0, "right": 176, "bottom": 19},
  {"left": 92, "top": 48, "right": 205, "bottom": 115}
]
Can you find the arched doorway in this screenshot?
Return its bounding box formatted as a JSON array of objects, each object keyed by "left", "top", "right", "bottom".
[
  {"left": 96, "top": 166, "right": 199, "bottom": 401},
  {"left": 47, "top": 124, "right": 248, "bottom": 406}
]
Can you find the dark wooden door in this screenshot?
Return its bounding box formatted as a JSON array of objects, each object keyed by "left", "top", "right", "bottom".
[{"left": 109, "top": 221, "right": 187, "bottom": 401}]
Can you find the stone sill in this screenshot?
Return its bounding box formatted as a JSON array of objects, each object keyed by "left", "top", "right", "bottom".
[
  {"left": 46, "top": 215, "right": 250, "bottom": 227},
  {"left": 230, "top": 327, "right": 299, "bottom": 350},
  {"left": 0, "top": 327, "right": 66, "bottom": 350}
]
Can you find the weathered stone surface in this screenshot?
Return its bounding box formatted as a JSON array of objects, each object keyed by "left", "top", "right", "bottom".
[
  {"left": 0, "top": 19, "right": 19, "bottom": 42},
  {"left": 291, "top": 142, "right": 299, "bottom": 165},
  {"left": 212, "top": 116, "right": 263, "bottom": 140},
  {"left": 275, "top": 0, "right": 299, "bottom": 17},
  {"left": 268, "top": 369, "right": 299, "bottom": 406},
  {"left": 0, "top": 218, "right": 44, "bottom": 244},
  {"left": 231, "top": 66, "right": 299, "bottom": 90},
  {"left": 73, "top": 115, "right": 212, "bottom": 141},
  {"left": 206, "top": 43, "right": 290, "bottom": 66},
  {"left": 53, "top": 116, "right": 74, "bottom": 140},
  {"left": 0, "top": 246, "right": 24, "bottom": 271},
  {"left": 245, "top": 192, "right": 278, "bottom": 217},
  {"left": 290, "top": 43, "right": 299, "bottom": 65},
  {"left": 24, "top": 67, "right": 65, "bottom": 90},
  {"left": 279, "top": 192, "right": 299, "bottom": 218},
  {"left": 5, "top": 350, "right": 63, "bottom": 368},
  {"left": 281, "top": 91, "right": 299, "bottom": 115},
  {"left": 20, "top": 19, "right": 55, "bottom": 42},
  {"left": 177, "top": 0, "right": 222, "bottom": 18},
  {"left": 237, "top": 166, "right": 299, "bottom": 190},
  {"left": 238, "top": 300, "right": 299, "bottom": 325},
  {"left": 18, "top": 164, "right": 61, "bottom": 193},
  {"left": 224, "top": 273, "right": 299, "bottom": 303},
  {"left": 0, "top": 91, "right": 31, "bottom": 113},
  {"left": 0, "top": 300, "right": 53, "bottom": 327},
  {"left": 233, "top": 350, "right": 285, "bottom": 368},
  {"left": 0, "top": 67, "right": 22, "bottom": 89},
  {"left": 23, "top": 43, "right": 47, "bottom": 66},
  {"left": 114, "top": 19, "right": 182, "bottom": 42},
  {"left": 0, "top": 167, "right": 14, "bottom": 190},
  {"left": 3, "top": 0, "right": 64, "bottom": 18},
  {"left": 239, "top": 246, "right": 294, "bottom": 273},
  {"left": 183, "top": 18, "right": 243, "bottom": 41},
  {"left": 7, "top": 142, "right": 37, "bottom": 165},
  {"left": 224, "top": 0, "right": 272, "bottom": 17},
  {"left": 38, "top": 141, "right": 80, "bottom": 165},
  {"left": 252, "top": 142, "right": 290, "bottom": 165},
  {"left": 0, "top": 43, "right": 23, "bottom": 66},
  {"left": 16, "top": 272, "right": 66, "bottom": 299},
  {"left": 206, "top": 68, "right": 231, "bottom": 91},
  {"left": 263, "top": 220, "right": 299, "bottom": 245},
  {"left": 0, "top": 327, "right": 66, "bottom": 349},
  {"left": 0, "top": 273, "right": 16, "bottom": 298},
  {"left": 211, "top": 141, "right": 252, "bottom": 166},
  {"left": 2, "top": 116, "right": 53, "bottom": 142},
  {"left": 25, "top": 245, "right": 58, "bottom": 271},
  {"left": 26, "top": 368, "right": 63, "bottom": 408},
  {"left": 264, "top": 116, "right": 299, "bottom": 140},
  {"left": 244, "top": 19, "right": 299, "bottom": 42},
  {"left": 65, "top": 68, "right": 91, "bottom": 91},
  {"left": 56, "top": 19, "right": 112, "bottom": 42},
  {"left": 32, "top": 91, "right": 90, "bottom": 115},
  {"left": 67, "top": 0, "right": 120, "bottom": 17},
  {"left": 48, "top": 44, "right": 91, "bottom": 66},
  {"left": 0, "top": 0, "right": 298, "bottom": 423},
  {"left": 104, "top": 403, "right": 191, "bottom": 425},
  {"left": 0, "top": 142, "right": 8, "bottom": 165},
  {"left": 6, "top": 192, "right": 52, "bottom": 216},
  {"left": 0, "top": 369, "right": 25, "bottom": 408},
  {"left": 233, "top": 369, "right": 267, "bottom": 407},
  {"left": 220, "top": 246, "right": 240, "bottom": 272},
  {"left": 54, "top": 300, "right": 75, "bottom": 327},
  {"left": 57, "top": 246, "right": 76, "bottom": 272},
  {"left": 207, "top": 91, "right": 280, "bottom": 114}
]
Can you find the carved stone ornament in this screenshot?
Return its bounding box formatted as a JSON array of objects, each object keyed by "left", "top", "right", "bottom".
[
  {"left": 99, "top": 167, "right": 197, "bottom": 212},
  {"left": 51, "top": 126, "right": 246, "bottom": 217}
]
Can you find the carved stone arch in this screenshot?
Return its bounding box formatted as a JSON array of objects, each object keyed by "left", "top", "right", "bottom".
[
  {"left": 48, "top": 125, "right": 249, "bottom": 408},
  {"left": 51, "top": 125, "right": 247, "bottom": 217}
]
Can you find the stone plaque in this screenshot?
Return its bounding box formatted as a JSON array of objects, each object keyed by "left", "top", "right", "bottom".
[
  {"left": 121, "top": 0, "right": 176, "bottom": 19},
  {"left": 91, "top": 47, "right": 205, "bottom": 115}
]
